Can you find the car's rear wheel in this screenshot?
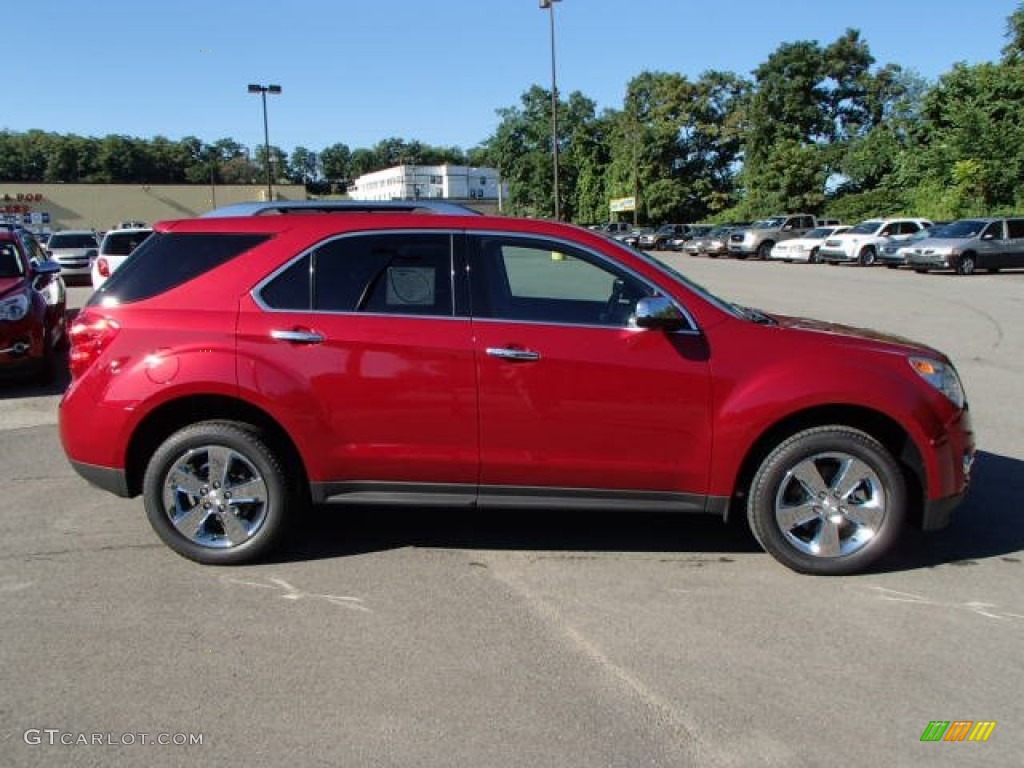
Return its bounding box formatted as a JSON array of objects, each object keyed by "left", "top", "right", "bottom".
[
  {"left": 143, "top": 421, "right": 292, "bottom": 564},
  {"left": 757, "top": 241, "right": 773, "bottom": 260},
  {"left": 808, "top": 248, "right": 821, "bottom": 264},
  {"left": 747, "top": 426, "right": 906, "bottom": 575},
  {"left": 859, "top": 246, "right": 877, "bottom": 266}
]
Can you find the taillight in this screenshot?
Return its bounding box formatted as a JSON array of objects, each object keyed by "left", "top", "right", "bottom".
[
  {"left": 68, "top": 311, "right": 119, "bottom": 379},
  {"left": 97, "top": 257, "right": 110, "bottom": 277}
]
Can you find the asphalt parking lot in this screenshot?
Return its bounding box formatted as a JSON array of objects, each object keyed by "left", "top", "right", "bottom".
[{"left": 2, "top": 260, "right": 1021, "bottom": 767}]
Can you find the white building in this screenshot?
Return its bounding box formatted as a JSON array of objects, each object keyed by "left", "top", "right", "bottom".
[{"left": 349, "top": 164, "right": 503, "bottom": 205}]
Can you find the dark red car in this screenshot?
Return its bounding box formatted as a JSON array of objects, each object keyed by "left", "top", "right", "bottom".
[
  {"left": 0, "top": 228, "right": 67, "bottom": 383},
  {"left": 58, "top": 211, "right": 974, "bottom": 574}
]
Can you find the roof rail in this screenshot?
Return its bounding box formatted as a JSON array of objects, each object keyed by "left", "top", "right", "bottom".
[{"left": 200, "top": 200, "right": 483, "bottom": 218}]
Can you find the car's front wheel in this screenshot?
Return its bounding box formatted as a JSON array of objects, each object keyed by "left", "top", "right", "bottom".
[
  {"left": 859, "top": 246, "right": 877, "bottom": 266},
  {"left": 956, "top": 253, "right": 976, "bottom": 276},
  {"left": 747, "top": 426, "right": 906, "bottom": 575},
  {"left": 143, "top": 421, "right": 293, "bottom": 564}
]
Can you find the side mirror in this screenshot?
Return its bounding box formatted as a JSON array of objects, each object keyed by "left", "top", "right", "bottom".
[
  {"left": 633, "top": 296, "right": 688, "bottom": 332},
  {"left": 31, "top": 259, "right": 61, "bottom": 291},
  {"left": 981, "top": 232, "right": 995, "bottom": 240}
]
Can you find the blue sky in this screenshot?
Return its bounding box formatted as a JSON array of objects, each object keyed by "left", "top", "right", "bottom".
[{"left": 6, "top": 0, "right": 1019, "bottom": 155}]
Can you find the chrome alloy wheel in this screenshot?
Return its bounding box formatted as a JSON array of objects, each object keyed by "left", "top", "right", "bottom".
[
  {"left": 773, "top": 452, "right": 886, "bottom": 558},
  {"left": 161, "top": 445, "right": 270, "bottom": 549}
]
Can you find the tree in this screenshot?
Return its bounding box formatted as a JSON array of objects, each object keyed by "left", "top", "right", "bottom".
[
  {"left": 482, "top": 85, "right": 597, "bottom": 219},
  {"left": 319, "top": 143, "right": 352, "bottom": 186},
  {"left": 1003, "top": 2, "right": 1024, "bottom": 63}
]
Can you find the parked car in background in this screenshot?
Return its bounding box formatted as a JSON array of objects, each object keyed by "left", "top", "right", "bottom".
[
  {"left": 768, "top": 225, "right": 849, "bottom": 264},
  {"left": 617, "top": 227, "right": 651, "bottom": 249},
  {"left": 905, "top": 217, "right": 1024, "bottom": 275},
  {"left": 0, "top": 228, "right": 66, "bottom": 383},
  {"left": 878, "top": 227, "right": 934, "bottom": 269},
  {"left": 668, "top": 224, "right": 712, "bottom": 252},
  {"left": 682, "top": 225, "right": 732, "bottom": 257},
  {"left": 91, "top": 227, "right": 154, "bottom": 289},
  {"left": 818, "top": 218, "right": 932, "bottom": 266},
  {"left": 46, "top": 230, "right": 99, "bottom": 283},
  {"left": 728, "top": 214, "right": 818, "bottom": 260},
  {"left": 60, "top": 208, "right": 974, "bottom": 576},
  {"left": 640, "top": 224, "right": 691, "bottom": 250}
]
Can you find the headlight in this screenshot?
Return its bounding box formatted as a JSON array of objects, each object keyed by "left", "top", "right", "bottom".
[
  {"left": 0, "top": 293, "right": 30, "bottom": 321},
  {"left": 910, "top": 357, "right": 965, "bottom": 409}
]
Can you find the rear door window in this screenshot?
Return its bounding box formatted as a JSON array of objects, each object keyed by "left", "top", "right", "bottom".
[{"left": 258, "top": 232, "right": 457, "bottom": 317}]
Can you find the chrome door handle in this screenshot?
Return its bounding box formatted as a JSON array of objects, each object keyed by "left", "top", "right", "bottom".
[
  {"left": 271, "top": 329, "right": 324, "bottom": 344},
  {"left": 486, "top": 347, "right": 540, "bottom": 362}
]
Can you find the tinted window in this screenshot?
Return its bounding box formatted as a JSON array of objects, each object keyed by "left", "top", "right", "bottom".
[
  {"left": 101, "top": 230, "right": 152, "bottom": 256},
  {"left": 261, "top": 253, "right": 311, "bottom": 310},
  {"left": 312, "top": 233, "right": 453, "bottom": 316},
  {"left": 1007, "top": 219, "right": 1024, "bottom": 239},
  {"left": 472, "top": 236, "right": 653, "bottom": 327},
  {"left": 89, "top": 233, "right": 269, "bottom": 305},
  {"left": 48, "top": 233, "right": 97, "bottom": 249}
]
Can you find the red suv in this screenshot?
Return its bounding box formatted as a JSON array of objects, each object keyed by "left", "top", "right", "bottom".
[
  {"left": 1, "top": 228, "right": 67, "bottom": 383},
  {"left": 58, "top": 211, "right": 974, "bottom": 574}
]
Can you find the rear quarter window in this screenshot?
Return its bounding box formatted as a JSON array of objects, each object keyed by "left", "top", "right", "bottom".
[{"left": 88, "top": 232, "right": 269, "bottom": 305}]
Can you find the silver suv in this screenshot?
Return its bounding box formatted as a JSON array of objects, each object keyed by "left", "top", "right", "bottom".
[
  {"left": 45, "top": 229, "right": 99, "bottom": 282},
  {"left": 727, "top": 214, "right": 817, "bottom": 259},
  {"left": 905, "top": 217, "right": 1024, "bottom": 275}
]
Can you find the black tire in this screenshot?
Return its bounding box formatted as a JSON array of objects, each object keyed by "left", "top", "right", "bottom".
[
  {"left": 756, "top": 241, "right": 773, "bottom": 260},
  {"left": 809, "top": 248, "right": 820, "bottom": 264},
  {"left": 747, "top": 426, "right": 906, "bottom": 575},
  {"left": 914, "top": 268, "right": 928, "bottom": 274},
  {"left": 859, "top": 246, "right": 877, "bottom": 266},
  {"left": 143, "top": 421, "right": 293, "bottom": 564},
  {"left": 956, "top": 253, "right": 976, "bottom": 276}
]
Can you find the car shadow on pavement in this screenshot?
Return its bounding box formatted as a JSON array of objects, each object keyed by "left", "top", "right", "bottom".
[
  {"left": 271, "top": 504, "right": 763, "bottom": 565},
  {"left": 0, "top": 346, "right": 70, "bottom": 399},
  {"left": 271, "top": 449, "right": 1023, "bottom": 572},
  {"left": 879, "top": 449, "right": 1024, "bottom": 571}
]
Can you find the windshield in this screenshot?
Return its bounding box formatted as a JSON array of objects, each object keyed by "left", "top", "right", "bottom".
[
  {"left": 930, "top": 220, "right": 987, "bottom": 239},
  {"left": 848, "top": 220, "right": 884, "bottom": 235},
  {"left": 803, "top": 227, "right": 833, "bottom": 240},
  {"left": 904, "top": 228, "right": 934, "bottom": 243},
  {"left": 753, "top": 217, "right": 786, "bottom": 229},
  {"left": 622, "top": 242, "right": 761, "bottom": 321}
]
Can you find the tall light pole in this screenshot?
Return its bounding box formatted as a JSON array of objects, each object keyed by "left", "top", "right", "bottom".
[
  {"left": 540, "top": 0, "right": 561, "bottom": 221},
  {"left": 247, "top": 83, "right": 281, "bottom": 200}
]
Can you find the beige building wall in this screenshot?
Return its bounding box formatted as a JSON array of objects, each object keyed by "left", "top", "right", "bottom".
[{"left": 0, "top": 183, "right": 307, "bottom": 233}]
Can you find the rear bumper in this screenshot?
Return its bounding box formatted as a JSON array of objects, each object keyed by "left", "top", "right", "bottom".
[{"left": 68, "top": 459, "right": 132, "bottom": 497}]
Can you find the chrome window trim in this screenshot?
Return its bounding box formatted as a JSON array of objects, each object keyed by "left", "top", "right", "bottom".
[{"left": 251, "top": 227, "right": 703, "bottom": 335}]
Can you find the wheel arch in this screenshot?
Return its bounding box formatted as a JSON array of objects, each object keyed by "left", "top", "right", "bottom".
[
  {"left": 725, "top": 404, "right": 925, "bottom": 528},
  {"left": 124, "top": 395, "right": 308, "bottom": 500}
]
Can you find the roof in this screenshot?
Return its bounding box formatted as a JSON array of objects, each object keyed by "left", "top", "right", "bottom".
[{"left": 200, "top": 200, "right": 483, "bottom": 218}]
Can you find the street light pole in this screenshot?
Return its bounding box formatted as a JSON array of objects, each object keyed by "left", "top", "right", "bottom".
[
  {"left": 247, "top": 83, "right": 281, "bottom": 200},
  {"left": 540, "top": 0, "right": 561, "bottom": 221}
]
